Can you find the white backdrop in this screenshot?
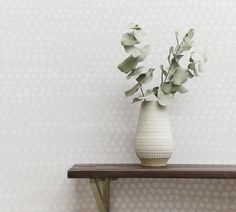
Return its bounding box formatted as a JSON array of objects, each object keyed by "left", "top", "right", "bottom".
[{"left": 0, "top": 0, "right": 236, "bottom": 211}]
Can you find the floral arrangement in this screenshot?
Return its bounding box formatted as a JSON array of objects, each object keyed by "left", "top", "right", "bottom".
[{"left": 117, "top": 23, "right": 207, "bottom": 106}]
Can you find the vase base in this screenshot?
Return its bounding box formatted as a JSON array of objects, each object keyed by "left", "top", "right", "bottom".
[{"left": 139, "top": 158, "right": 169, "bottom": 167}]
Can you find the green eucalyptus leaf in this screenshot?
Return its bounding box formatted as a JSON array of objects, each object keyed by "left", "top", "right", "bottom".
[
  {"left": 126, "top": 66, "right": 146, "bottom": 79},
  {"left": 161, "top": 82, "right": 179, "bottom": 94},
  {"left": 160, "top": 65, "right": 168, "bottom": 76},
  {"left": 134, "top": 29, "right": 145, "bottom": 41},
  {"left": 153, "top": 86, "right": 159, "bottom": 96},
  {"left": 173, "top": 67, "right": 188, "bottom": 85},
  {"left": 137, "top": 45, "right": 151, "bottom": 62},
  {"left": 188, "top": 62, "right": 199, "bottom": 76},
  {"left": 162, "top": 70, "right": 168, "bottom": 77},
  {"left": 168, "top": 55, "right": 171, "bottom": 64},
  {"left": 169, "top": 46, "right": 174, "bottom": 55},
  {"left": 167, "top": 68, "right": 176, "bottom": 80},
  {"left": 128, "top": 23, "right": 139, "bottom": 29},
  {"left": 180, "top": 40, "right": 194, "bottom": 51},
  {"left": 184, "top": 28, "right": 194, "bottom": 41},
  {"left": 167, "top": 59, "right": 179, "bottom": 80},
  {"left": 189, "top": 57, "right": 194, "bottom": 62},
  {"left": 157, "top": 89, "right": 173, "bottom": 106},
  {"left": 127, "top": 23, "right": 144, "bottom": 40},
  {"left": 189, "top": 52, "right": 195, "bottom": 62},
  {"left": 160, "top": 82, "right": 171, "bottom": 94},
  {"left": 136, "top": 68, "right": 154, "bottom": 84},
  {"left": 134, "top": 89, "right": 156, "bottom": 101},
  {"left": 193, "top": 69, "right": 199, "bottom": 77},
  {"left": 118, "top": 56, "right": 138, "bottom": 73},
  {"left": 171, "top": 58, "right": 179, "bottom": 68},
  {"left": 178, "top": 85, "right": 188, "bottom": 94},
  {"left": 173, "top": 45, "right": 180, "bottom": 54},
  {"left": 121, "top": 33, "right": 139, "bottom": 46},
  {"left": 168, "top": 46, "right": 174, "bottom": 64},
  {"left": 185, "top": 70, "right": 194, "bottom": 79},
  {"left": 124, "top": 45, "right": 141, "bottom": 57},
  {"left": 175, "top": 54, "right": 184, "bottom": 62},
  {"left": 132, "top": 97, "right": 143, "bottom": 103},
  {"left": 125, "top": 83, "right": 141, "bottom": 97}
]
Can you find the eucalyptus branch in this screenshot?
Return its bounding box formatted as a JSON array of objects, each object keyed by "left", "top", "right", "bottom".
[
  {"left": 117, "top": 23, "right": 152, "bottom": 103},
  {"left": 164, "top": 36, "right": 185, "bottom": 82},
  {"left": 118, "top": 25, "right": 207, "bottom": 106},
  {"left": 175, "top": 39, "right": 184, "bottom": 55}
]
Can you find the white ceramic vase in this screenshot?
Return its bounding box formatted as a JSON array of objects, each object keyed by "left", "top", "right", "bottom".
[{"left": 135, "top": 101, "right": 174, "bottom": 167}]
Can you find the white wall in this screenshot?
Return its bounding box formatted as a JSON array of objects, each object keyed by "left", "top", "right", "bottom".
[{"left": 0, "top": 0, "right": 236, "bottom": 211}]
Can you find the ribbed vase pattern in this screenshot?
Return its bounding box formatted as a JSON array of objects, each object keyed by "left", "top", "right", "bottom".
[{"left": 135, "top": 101, "right": 174, "bottom": 164}]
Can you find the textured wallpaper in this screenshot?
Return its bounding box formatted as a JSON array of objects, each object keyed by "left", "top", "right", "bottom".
[{"left": 0, "top": 0, "right": 236, "bottom": 211}]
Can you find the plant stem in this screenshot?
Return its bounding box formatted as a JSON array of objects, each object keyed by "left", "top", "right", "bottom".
[
  {"left": 175, "top": 33, "right": 180, "bottom": 47},
  {"left": 175, "top": 39, "right": 184, "bottom": 56},
  {"left": 164, "top": 37, "right": 185, "bottom": 82},
  {"left": 140, "top": 85, "right": 146, "bottom": 101}
]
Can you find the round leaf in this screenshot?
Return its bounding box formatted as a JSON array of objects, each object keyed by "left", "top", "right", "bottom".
[
  {"left": 137, "top": 45, "right": 151, "bottom": 62},
  {"left": 121, "top": 33, "right": 139, "bottom": 46},
  {"left": 125, "top": 83, "right": 141, "bottom": 97},
  {"left": 128, "top": 23, "right": 139, "bottom": 29},
  {"left": 136, "top": 68, "right": 154, "bottom": 84},
  {"left": 124, "top": 45, "right": 141, "bottom": 58},
  {"left": 184, "top": 28, "right": 194, "bottom": 41},
  {"left": 134, "top": 29, "right": 145, "bottom": 41},
  {"left": 173, "top": 67, "right": 188, "bottom": 85},
  {"left": 180, "top": 40, "right": 194, "bottom": 51},
  {"left": 118, "top": 56, "right": 138, "bottom": 73},
  {"left": 188, "top": 63, "right": 199, "bottom": 76},
  {"left": 157, "top": 90, "right": 173, "bottom": 106},
  {"left": 185, "top": 70, "right": 194, "bottom": 79},
  {"left": 126, "top": 66, "right": 147, "bottom": 79},
  {"left": 132, "top": 97, "right": 143, "bottom": 103},
  {"left": 161, "top": 82, "right": 179, "bottom": 94},
  {"left": 178, "top": 85, "right": 188, "bottom": 94}
]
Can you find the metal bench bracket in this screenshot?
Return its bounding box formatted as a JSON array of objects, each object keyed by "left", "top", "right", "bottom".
[{"left": 90, "top": 178, "right": 110, "bottom": 212}]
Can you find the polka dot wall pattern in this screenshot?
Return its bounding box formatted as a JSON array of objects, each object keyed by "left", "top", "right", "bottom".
[{"left": 0, "top": 0, "right": 235, "bottom": 211}]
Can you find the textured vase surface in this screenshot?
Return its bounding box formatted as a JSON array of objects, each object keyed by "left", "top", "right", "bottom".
[{"left": 135, "top": 101, "right": 174, "bottom": 167}]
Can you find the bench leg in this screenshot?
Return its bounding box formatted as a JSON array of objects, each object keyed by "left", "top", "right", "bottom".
[{"left": 90, "top": 178, "right": 110, "bottom": 212}]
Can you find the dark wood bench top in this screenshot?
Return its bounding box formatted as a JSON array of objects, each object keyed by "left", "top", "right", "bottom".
[{"left": 67, "top": 164, "right": 236, "bottom": 179}]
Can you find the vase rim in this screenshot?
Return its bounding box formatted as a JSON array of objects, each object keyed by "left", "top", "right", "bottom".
[{"left": 141, "top": 100, "right": 167, "bottom": 108}]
